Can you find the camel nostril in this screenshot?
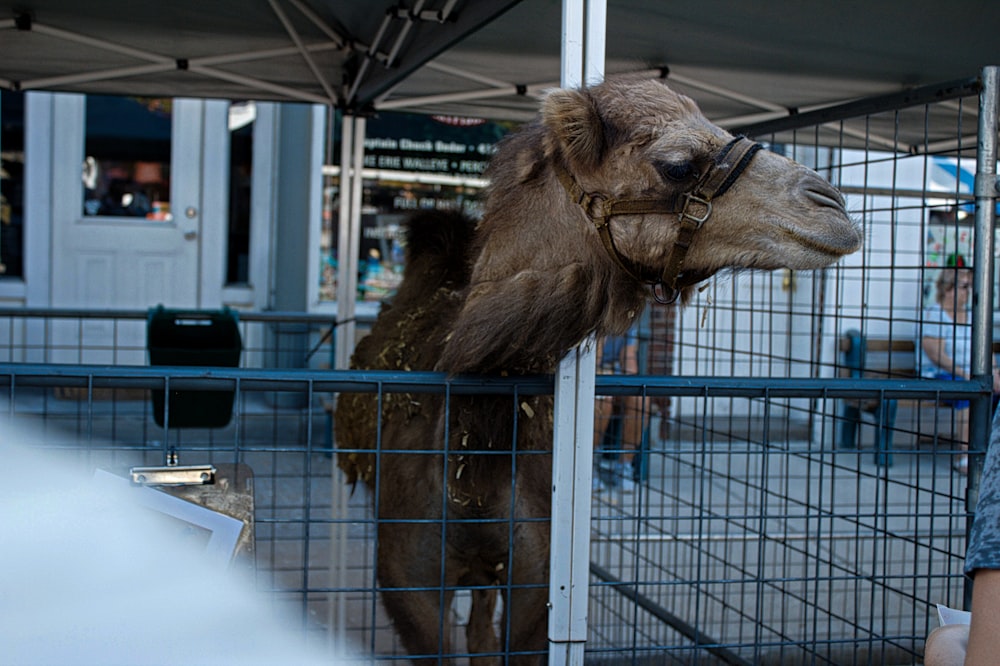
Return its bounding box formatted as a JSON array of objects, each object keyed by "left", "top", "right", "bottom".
[
  {"left": 805, "top": 186, "right": 846, "bottom": 211},
  {"left": 802, "top": 177, "right": 847, "bottom": 211}
]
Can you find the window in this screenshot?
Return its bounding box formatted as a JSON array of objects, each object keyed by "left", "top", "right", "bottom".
[
  {"left": 319, "top": 109, "right": 511, "bottom": 302},
  {"left": 83, "top": 96, "right": 171, "bottom": 219},
  {"left": 0, "top": 89, "right": 25, "bottom": 277},
  {"left": 227, "top": 102, "right": 254, "bottom": 284}
]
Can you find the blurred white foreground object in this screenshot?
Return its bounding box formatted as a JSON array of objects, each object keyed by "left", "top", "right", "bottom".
[{"left": 0, "top": 416, "right": 349, "bottom": 666}]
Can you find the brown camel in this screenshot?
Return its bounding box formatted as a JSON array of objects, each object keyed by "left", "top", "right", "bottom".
[{"left": 334, "top": 77, "right": 861, "bottom": 664}]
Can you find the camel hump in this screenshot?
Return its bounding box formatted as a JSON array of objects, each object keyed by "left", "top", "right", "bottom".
[
  {"left": 405, "top": 210, "right": 476, "bottom": 262},
  {"left": 402, "top": 210, "right": 477, "bottom": 289}
]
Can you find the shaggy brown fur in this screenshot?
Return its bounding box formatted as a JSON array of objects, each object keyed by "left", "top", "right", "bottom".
[{"left": 335, "top": 77, "right": 861, "bottom": 664}]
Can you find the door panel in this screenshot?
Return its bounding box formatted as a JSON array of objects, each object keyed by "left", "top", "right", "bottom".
[{"left": 49, "top": 96, "right": 223, "bottom": 364}]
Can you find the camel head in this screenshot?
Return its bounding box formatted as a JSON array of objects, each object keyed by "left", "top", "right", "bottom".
[
  {"left": 540, "top": 76, "right": 862, "bottom": 302},
  {"left": 438, "top": 77, "right": 861, "bottom": 374}
]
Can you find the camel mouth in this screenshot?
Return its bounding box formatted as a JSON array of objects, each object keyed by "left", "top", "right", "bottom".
[
  {"left": 776, "top": 216, "right": 863, "bottom": 262},
  {"left": 759, "top": 175, "right": 861, "bottom": 263},
  {"left": 672, "top": 215, "right": 861, "bottom": 288},
  {"left": 666, "top": 209, "right": 860, "bottom": 293},
  {"left": 745, "top": 172, "right": 862, "bottom": 264}
]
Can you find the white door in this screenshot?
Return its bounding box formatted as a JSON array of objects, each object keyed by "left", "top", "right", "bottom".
[{"left": 47, "top": 96, "right": 228, "bottom": 364}]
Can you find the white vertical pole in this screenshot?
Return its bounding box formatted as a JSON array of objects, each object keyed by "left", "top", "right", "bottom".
[
  {"left": 548, "top": 2, "right": 605, "bottom": 665},
  {"left": 331, "top": 112, "right": 366, "bottom": 647},
  {"left": 348, "top": 116, "right": 366, "bottom": 358},
  {"left": 334, "top": 114, "right": 365, "bottom": 370},
  {"left": 549, "top": 337, "right": 598, "bottom": 666}
]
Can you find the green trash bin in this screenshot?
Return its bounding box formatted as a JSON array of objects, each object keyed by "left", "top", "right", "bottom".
[{"left": 147, "top": 306, "right": 242, "bottom": 428}]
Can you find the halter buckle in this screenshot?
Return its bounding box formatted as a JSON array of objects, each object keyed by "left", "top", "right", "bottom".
[{"left": 679, "top": 192, "right": 712, "bottom": 227}]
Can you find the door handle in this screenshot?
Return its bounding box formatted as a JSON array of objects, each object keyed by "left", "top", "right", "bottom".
[{"left": 183, "top": 231, "right": 198, "bottom": 241}]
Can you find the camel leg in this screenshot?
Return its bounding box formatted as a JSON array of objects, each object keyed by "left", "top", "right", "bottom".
[
  {"left": 377, "top": 523, "right": 455, "bottom": 664},
  {"left": 467, "top": 588, "right": 500, "bottom": 666},
  {"left": 502, "top": 584, "right": 549, "bottom": 666},
  {"left": 503, "top": 524, "right": 551, "bottom": 666}
]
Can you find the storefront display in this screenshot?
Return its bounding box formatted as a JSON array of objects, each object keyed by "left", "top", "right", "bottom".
[{"left": 318, "top": 110, "right": 515, "bottom": 302}]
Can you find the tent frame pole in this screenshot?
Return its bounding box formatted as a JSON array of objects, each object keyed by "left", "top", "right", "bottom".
[{"left": 548, "top": 2, "right": 605, "bottom": 665}]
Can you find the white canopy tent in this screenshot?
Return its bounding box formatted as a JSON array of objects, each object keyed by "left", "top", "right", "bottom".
[
  {"left": 3, "top": 3, "right": 1000, "bottom": 660},
  {"left": 3, "top": 0, "right": 998, "bottom": 360},
  {"left": 3, "top": 0, "right": 997, "bottom": 141}
]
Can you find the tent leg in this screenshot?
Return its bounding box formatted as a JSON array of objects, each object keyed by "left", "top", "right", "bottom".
[{"left": 548, "top": 2, "right": 606, "bottom": 665}]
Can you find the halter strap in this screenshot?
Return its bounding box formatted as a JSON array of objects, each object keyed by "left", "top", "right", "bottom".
[{"left": 555, "top": 135, "right": 762, "bottom": 303}]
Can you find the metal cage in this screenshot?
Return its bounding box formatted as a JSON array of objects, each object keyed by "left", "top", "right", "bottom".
[{"left": 2, "top": 68, "right": 998, "bottom": 665}]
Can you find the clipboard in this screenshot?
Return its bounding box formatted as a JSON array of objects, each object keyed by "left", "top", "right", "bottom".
[{"left": 97, "top": 463, "right": 256, "bottom": 571}]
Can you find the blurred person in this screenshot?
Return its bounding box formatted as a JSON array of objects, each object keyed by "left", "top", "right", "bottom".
[
  {"left": 918, "top": 266, "right": 1000, "bottom": 474},
  {"left": 925, "top": 407, "right": 1000, "bottom": 665},
  {"left": 593, "top": 323, "right": 647, "bottom": 494}
]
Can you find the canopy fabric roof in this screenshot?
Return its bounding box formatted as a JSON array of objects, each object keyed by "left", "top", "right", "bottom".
[
  {"left": 0, "top": 1, "right": 523, "bottom": 108},
  {"left": 2, "top": 0, "right": 999, "bottom": 151}
]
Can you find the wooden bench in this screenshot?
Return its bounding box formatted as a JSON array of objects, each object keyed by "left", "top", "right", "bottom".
[
  {"left": 839, "top": 329, "right": 997, "bottom": 466},
  {"left": 838, "top": 330, "right": 915, "bottom": 466}
]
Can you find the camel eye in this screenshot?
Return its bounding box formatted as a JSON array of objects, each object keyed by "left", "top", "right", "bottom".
[{"left": 655, "top": 160, "right": 696, "bottom": 183}]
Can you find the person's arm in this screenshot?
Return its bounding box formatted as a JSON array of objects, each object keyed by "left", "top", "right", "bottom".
[
  {"left": 966, "top": 570, "right": 1000, "bottom": 665},
  {"left": 992, "top": 353, "right": 1000, "bottom": 393},
  {"left": 922, "top": 335, "right": 968, "bottom": 379},
  {"left": 622, "top": 340, "right": 639, "bottom": 375},
  {"left": 924, "top": 623, "right": 968, "bottom": 666},
  {"left": 958, "top": 409, "right": 1000, "bottom": 663}
]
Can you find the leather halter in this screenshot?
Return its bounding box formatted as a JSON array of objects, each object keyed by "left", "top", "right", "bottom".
[{"left": 554, "top": 135, "right": 762, "bottom": 304}]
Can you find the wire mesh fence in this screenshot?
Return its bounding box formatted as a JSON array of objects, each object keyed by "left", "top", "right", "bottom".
[
  {"left": 1, "top": 71, "right": 997, "bottom": 664},
  {"left": 0, "top": 367, "right": 974, "bottom": 664}
]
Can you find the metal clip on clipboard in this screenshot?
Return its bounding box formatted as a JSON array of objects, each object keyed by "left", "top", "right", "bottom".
[
  {"left": 130, "top": 446, "right": 215, "bottom": 487},
  {"left": 127, "top": 457, "right": 256, "bottom": 570},
  {"left": 130, "top": 464, "right": 216, "bottom": 486}
]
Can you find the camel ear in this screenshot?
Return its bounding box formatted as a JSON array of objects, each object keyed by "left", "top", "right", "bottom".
[{"left": 541, "top": 88, "right": 605, "bottom": 172}]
